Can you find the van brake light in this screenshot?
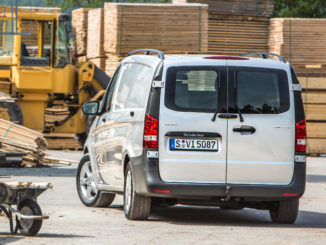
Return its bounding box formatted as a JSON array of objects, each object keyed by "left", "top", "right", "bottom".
[
  {"left": 144, "top": 114, "right": 158, "bottom": 148},
  {"left": 295, "top": 120, "right": 306, "bottom": 152}
]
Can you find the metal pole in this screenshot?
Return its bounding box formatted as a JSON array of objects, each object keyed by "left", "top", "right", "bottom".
[
  {"left": 15, "top": 0, "right": 18, "bottom": 33},
  {"left": 11, "top": 0, "right": 14, "bottom": 33}
]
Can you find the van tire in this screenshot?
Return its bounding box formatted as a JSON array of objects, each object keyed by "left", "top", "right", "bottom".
[
  {"left": 269, "top": 199, "right": 299, "bottom": 224},
  {"left": 76, "top": 154, "right": 115, "bottom": 207},
  {"left": 124, "top": 162, "right": 151, "bottom": 220}
]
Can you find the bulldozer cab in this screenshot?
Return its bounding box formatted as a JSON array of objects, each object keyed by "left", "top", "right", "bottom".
[{"left": 0, "top": 13, "right": 70, "bottom": 68}]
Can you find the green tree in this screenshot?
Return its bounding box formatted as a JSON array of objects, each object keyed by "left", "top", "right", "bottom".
[{"left": 273, "top": 0, "right": 326, "bottom": 17}]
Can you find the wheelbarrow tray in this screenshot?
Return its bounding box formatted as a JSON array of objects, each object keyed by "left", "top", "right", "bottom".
[{"left": 0, "top": 182, "right": 53, "bottom": 205}]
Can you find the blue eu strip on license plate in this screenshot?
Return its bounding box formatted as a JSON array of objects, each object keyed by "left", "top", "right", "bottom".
[{"left": 170, "top": 139, "right": 176, "bottom": 149}]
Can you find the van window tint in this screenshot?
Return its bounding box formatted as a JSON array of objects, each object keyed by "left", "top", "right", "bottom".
[
  {"left": 114, "top": 63, "right": 153, "bottom": 110},
  {"left": 235, "top": 68, "right": 289, "bottom": 114},
  {"left": 165, "top": 68, "right": 219, "bottom": 112}
]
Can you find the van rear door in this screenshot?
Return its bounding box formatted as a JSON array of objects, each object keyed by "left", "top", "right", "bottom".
[
  {"left": 226, "top": 65, "right": 294, "bottom": 185},
  {"left": 159, "top": 64, "right": 228, "bottom": 183}
]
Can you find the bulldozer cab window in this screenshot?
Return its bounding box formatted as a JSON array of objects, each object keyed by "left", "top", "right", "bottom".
[
  {"left": 20, "top": 20, "right": 52, "bottom": 66},
  {"left": 53, "top": 21, "right": 69, "bottom": 68},
  {"left": 0, "top": 19, "right": 15, "bottom": 63}
]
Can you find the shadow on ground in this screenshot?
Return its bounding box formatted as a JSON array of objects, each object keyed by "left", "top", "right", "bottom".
[
  {"left": 147, "top": 205, "right": 326, "bottom": 229},
  {"left": 0, "top": 233, "right": 92, "bottom": 245},
  {"left": 307, "top": 174, "right": 326, "bottom": 183},
  {"left": 0, "top": 166, "right": 76, "bottom": 178}
]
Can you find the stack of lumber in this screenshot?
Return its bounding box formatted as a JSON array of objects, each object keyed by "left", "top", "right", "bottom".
[
  {"left": 269, "top": 18, "right": 326, "bottom": 76},
  {"left": 268, "top": 18, "right": 326, "bottom": 154},
  {"left": 72, "top": 8, "right": 92, "bottom": 58},
  {"left": 0, "top": 119, "right": 50, "bottom": 167},
  {"left": 172, "top": 0, "right": 272, "bottom": 56},
  {"left": 103, "top": 3, "right": 208, "bottom": 76},
  {"left": 172, "top": 0, "right": 274, "bottom": 17},
  {"left": 44, "top": 133, "right": 82, "bottom": 150},
  {"left": 207, "top": 14, "right": 269, "bottom": 55},
  {"left": 298, "top": 77, "right": 326, "bottom": 154},
  {"left": 45, "top": 106, "right": 70, "bottom": 128},
  {"left": 87, "top": 8, "right": 106, "bottom": 71}
]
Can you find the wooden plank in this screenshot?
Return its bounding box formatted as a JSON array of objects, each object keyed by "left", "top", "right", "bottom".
[
  {"left": 304, "top": 104, "right": 326, "bottom": 121},
  {"left": 302, "top": 91, "right": 326, "bottom": 104},
  {"left": 307, "top": 138, "right": 326, "bottom": 154},
  {"left": 298, "top": 77, "right": 326, "bottom": 90},
  {"left": 307, "top": 122, "right": 326, "bottom": 138}
]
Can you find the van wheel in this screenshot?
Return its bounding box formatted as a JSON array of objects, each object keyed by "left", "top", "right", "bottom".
[
  {"left": 269, "top": 199, "right": 299, "bottom": 224},
  {"left": 124, "top": 162, "right": 151, "bottom": 220},
  {"left": 76, "top": 154, "right": 115, "bottom": 207}
]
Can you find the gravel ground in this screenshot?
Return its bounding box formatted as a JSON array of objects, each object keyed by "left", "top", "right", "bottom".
[{"left": 0, "top": 152, "right": 325, "bottom": 245}]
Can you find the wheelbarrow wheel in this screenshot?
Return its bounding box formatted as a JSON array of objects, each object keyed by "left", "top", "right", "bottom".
[{"left": 17, "top": 199, "right": 42, "bottom": 236}]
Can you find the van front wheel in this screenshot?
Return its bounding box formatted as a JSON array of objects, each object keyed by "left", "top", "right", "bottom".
[
  {"left": 124, "top": 162, "right": 151, "bottom": 220},
  {"left": 269, "top": 199, "right": 299, "bottom": 224}
]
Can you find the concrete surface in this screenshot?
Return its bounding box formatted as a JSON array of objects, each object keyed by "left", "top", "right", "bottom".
[{"left": 0, "top": 152, "right": 325, "bottom": 245}]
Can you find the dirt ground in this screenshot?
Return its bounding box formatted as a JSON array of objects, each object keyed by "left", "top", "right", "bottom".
[{"left": 0, "top": 151, "right": 325, "bottom": 245}]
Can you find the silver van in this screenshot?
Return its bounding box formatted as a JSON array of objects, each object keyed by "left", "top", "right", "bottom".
[{"left": 77, "top": 50, "right": 306, "bottom": 224}]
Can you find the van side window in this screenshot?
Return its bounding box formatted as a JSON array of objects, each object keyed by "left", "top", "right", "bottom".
[
  {"left": 104, "top": 66, "right": 121, "bottom": 112},
  {"left": 114, "top": 63, "right": 153, "bottom": 110}
]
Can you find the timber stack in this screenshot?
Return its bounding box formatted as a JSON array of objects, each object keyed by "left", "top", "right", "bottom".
[
  {"left": 269, "top": 18, "right": 326, "bottom": 154},
  {"left": 0, "top": 119, "right": 50, "bottom": 167},
  {"left": 73, "top": 3, "right": 208, "bottom": 76},
  {"left": 103, "top": 3, "right": 208, "bottom": 75},
  {"left": 172, "top": 0, "right": 274, "bottom": 55},
  {"left": 87, "top": 8, "right": 106, "bottom": 71},
  {"left": 72, "top": 8, "right": 92, "bottom": 59}
]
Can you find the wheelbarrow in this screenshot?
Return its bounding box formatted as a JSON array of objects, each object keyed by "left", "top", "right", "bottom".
[{"left": 0, "top": 181, "right": 52, "bottom": 236}]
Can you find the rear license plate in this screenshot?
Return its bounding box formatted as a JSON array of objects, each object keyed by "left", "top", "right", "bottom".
[{"left": 170, "top": 138, "right": 218, "bottom": 151}]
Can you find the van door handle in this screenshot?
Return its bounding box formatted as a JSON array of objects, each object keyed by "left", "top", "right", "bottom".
[
  {"left": 102, "top": 118, "right": 106, "bottom": 123},
  {"left": 130, "top": 111, "right": 135, "bottom": 117},
  {"left": 218, "top": 114, "right": 237, "bottom": 119},
  {"left": 233, "top": 126, "right": 256, "bottom": 134}
]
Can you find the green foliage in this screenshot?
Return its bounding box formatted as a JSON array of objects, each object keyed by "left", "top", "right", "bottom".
[{"left": 273, "top": 0, "right": 326, "bottom": 18}]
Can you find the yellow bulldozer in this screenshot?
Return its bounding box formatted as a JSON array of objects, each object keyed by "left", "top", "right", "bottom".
[{"left": 0, "top": 11, "right": 110, "bottom": 146}]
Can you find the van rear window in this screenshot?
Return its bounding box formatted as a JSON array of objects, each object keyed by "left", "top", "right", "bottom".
[
  {"left": 232, "top": 68, "right": 290, "bottom": 114},
  {"left": 165, "top": 68, "right": 219, "bottom": 112}
]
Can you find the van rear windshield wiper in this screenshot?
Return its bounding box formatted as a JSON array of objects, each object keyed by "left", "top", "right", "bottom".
[{"left": 211, "top": 105, "right": 220, "bottom": 121}]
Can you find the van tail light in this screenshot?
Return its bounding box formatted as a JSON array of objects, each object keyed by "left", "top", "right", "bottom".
[
  {"left": 144, "top": 114, "right": 158, "bottom": 148},
  {"left": 295, "top": 120, "right": 306, "bottom": 153}
]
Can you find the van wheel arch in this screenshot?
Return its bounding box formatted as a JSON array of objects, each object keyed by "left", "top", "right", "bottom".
[{"left": 123, "top": 154, "right": 131, "bottom": 175}]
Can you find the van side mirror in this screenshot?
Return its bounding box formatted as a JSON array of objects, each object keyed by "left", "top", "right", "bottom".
[{"left": 82, "top": 101, "right": 99, "bottom": 115}]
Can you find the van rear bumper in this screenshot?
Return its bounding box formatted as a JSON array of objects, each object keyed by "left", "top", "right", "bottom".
[{"left": 132, "top": 154, "right": 306, "bottom": 201}]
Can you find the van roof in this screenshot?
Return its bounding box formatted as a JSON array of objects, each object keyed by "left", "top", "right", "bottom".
[{"left": 122, "top": 54, "right": 290, "bottom": 71}]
